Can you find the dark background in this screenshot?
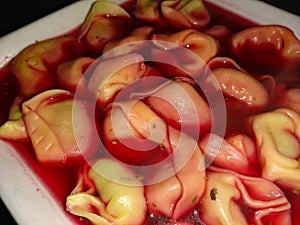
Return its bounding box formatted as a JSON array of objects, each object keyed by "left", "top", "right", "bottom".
[
  {"left": 0, "top": 0, "right": 299, "bottom": 224},
  {"left": 0, "top": 0, "right": 300, "bottom": 37}
]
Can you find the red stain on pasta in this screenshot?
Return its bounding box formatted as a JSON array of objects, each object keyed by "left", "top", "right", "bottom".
[{"left": 0, "top": 0, "right": 300, "bottom": 224}]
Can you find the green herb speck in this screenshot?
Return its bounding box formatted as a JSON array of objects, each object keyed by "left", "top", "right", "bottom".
[{"left": 192, "top": 196, "right": 198, "bottom": 203}]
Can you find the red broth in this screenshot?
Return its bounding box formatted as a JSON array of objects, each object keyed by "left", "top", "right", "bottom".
[{"left": 0, "top": 1, "right": 299, "bottom": 224}]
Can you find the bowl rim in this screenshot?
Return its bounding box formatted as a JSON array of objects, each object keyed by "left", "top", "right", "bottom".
[{"left": 0, "top": 0, "right": 299, "bottom": 224}]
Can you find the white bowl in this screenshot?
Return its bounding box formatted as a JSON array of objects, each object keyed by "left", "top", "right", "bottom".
[{"left": 0, "top": 1, "right": 299, "bottom": 225}]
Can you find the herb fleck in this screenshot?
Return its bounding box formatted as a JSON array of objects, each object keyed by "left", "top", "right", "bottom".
[
  {"left": 210, "top": 187, "right": 218, "bottom": 200},
  {"left": 192, "top": 196, "right": 198, "bottom": 203}
]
